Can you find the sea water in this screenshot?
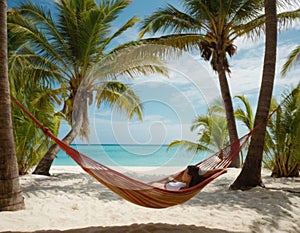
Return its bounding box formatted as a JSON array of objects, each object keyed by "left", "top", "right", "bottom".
[{"left": 53, "top": 144, "right": 209, "bottom": 167}]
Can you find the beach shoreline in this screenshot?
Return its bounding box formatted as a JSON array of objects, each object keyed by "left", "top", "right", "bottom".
[{"left": 0, "top": 167, "right": 299, "bottom": 233}]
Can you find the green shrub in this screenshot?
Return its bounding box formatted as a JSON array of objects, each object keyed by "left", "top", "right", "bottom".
[{"left": 265, "top": 84, "right": 300, "bottom": 177}]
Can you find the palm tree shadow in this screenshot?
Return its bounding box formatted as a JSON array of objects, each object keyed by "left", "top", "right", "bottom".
[
  {"left": 184, "top": 175, "right": 300, "bottom": 231},
  {"left": 21, "top": 172, "right": 122, "bottom": 201},
  {"left": 3, "top": 223, "right": 245, "bottom": 233}
]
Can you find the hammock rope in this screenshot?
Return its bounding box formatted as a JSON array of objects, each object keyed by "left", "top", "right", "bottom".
[{"left": 11, "top": 95, "right": 252, "bottom": 208}]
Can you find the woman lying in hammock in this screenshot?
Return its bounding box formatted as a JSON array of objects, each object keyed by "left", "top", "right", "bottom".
[{"left": 164, "top": 165, "right": 225, "bottom": 191}]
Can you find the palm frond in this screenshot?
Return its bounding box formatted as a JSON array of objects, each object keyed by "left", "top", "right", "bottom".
[
  {"left": 142, "top": 34, "right": 205, "bottom": 53},
  {"left": 99, "top": 0, "right": 131, "bottom": 22},
  {"left": 139, "top": 4, "right": 204, "bottom": 38},
  {"left": 102, "top": 16, "right": 140, "bottom": 50},
  {"left": 191, "top": 115, "right": 209, "bottom": 132},
  {"left": 88, "top": 44, "right": 170, "bottom": 82},
  {"left": 234, "top": 95, "right": 254, "bottom": 130},
  {"left": 167, "top": 140, "right": 211, "bottom": 153},
  {"left": 277, "top": 8, "right": 300, "bottom": 31},
  {"left": 94, "top": 81, "right": 143, "bottom": 121},
  {"left": 281, "top": 44, "right": 300, "bottom": 77},
  {"left": 229, "top": 0, "right": 264, "bottom": 24},
  {"left": 9, "top": 3, "right": 72, "bottom": 72},
  {"left": 232, "top": 13, "right": 265, "bottom": 40},
  {"left": 233, "top": 7, "right": 300, "bottom": 40},
  {"left": 12, "top": 86, "right": 60, "bottom": 174}
]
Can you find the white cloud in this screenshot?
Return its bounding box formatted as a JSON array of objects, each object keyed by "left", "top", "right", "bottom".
[
  {"left": 228, "top": 30, "right": 300, "bottom": 99},
  {"left": 71, "top": 24, "right": 300, "bottom": 145},
  {"left": 235, "top": 36, "right": 265, "bottom": 52}
]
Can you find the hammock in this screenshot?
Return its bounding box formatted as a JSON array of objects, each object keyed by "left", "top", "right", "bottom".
[{"left": 11, "top": 96, "right": 252, "bottom": 208}]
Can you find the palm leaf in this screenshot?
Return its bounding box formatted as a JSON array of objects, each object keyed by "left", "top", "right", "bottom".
[
  {"left": 167, "top": 140, "right": 211, "bottom": 153},
  {"left": 234, "top": 95, "right": 254, "bottom": 130},
  {"left": 94, "top": 81, "right": 143, "bottom": 121},
  {"left": 139, "top": 4, "right": 204, "bottom": 38},
  {"left": 281, "top": 45, "right": 300, "bottom": 77}
]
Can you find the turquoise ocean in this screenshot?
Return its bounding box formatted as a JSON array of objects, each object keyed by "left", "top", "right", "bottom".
[{"left": 53, "top": 144, "right": 208, "bottom": 167}]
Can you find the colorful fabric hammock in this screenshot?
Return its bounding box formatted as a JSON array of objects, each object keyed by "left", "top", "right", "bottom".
[{"left": 11, "top": 96, "right": 252, "bottom": 208}]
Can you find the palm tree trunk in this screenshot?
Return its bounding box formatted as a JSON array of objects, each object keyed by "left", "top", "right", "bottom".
[
  {"left": 33, "top": 102, "right": 85, "bottom": 176},
  {"left": 230, "top": 0, "right": 277, "bottom": 190},
  {"left": 0, "top": 0, "right": 25, "bottom": 211},
  {"left": 32, "top": 127, "right": 78, "bottom": 176},
  {"left": 216, "top": 55, "right": 240, "bottom": 168}
]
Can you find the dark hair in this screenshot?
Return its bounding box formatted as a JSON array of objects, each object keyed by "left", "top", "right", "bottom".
[{"left": 187, "top": 165, "right": 204, "bottom": 187}]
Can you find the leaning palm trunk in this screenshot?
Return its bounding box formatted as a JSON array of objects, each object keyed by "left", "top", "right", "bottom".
[
  {"left": 33, "top": 100, "right": 86, "bottom": 176},
  {"left": 216, "top": 55, "right": 239, "bottom": 167},
  {"left": 231, "top": 0, "right": 277, "bottom": 189},
  {"left": 32, "top": 127, "right": 80, "bottom": 176},
  {"left": 0, "top": 0, "right": 25, "bottom": 211}
]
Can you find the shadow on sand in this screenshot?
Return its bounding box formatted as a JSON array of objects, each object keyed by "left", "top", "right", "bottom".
[{"left": 2, "top": 223, "right": 245, "bottom": 233}]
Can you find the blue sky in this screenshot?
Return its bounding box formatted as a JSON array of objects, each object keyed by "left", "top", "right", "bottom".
[{"left": 8, "top": 0, "right": 300, "bottom": 145}]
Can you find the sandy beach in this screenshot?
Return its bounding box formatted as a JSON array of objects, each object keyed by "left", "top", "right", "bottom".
[{"left": 0, "top": 167, "right": 299, "bottom": 233}]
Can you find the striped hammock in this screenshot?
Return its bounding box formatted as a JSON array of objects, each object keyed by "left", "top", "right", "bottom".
[{"left": 12, "top": 96, "right": 252, "bottom": 208}]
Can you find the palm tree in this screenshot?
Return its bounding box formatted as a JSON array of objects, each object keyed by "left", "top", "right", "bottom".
[
  {"left": 139, "top": 0, "right": 300, "bottom": 167},
  {"left": 139, "top": 0, "right": 267, "bottom": 167},
  {"left": 230, "top": 0, "right": 278, "bottom": 190},
  {"left": 266, "top": 85, "right": 300, "bottom": 177},
  {"left": 168, "top": 103, "right": 229, "bottom": 155},
  {"left": 9, "top": 0, "right": 167, "bottom": 175},
  {"left": 0, "top": 0, "right": 24, "bottom": 211}
]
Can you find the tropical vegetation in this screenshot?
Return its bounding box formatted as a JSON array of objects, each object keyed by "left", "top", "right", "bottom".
[
  {"left": 10, "top": 89, "right": 60, "bottom": 175},
  {"left": 234, "top": 92, "right": 300, "bottom": 177},
  {"left": 8, "top": 0, "right": 168, "bottom": 175},
  {"left": 8, "top": 17, "right": 61, "bottom": 174},
  {"left": 265, "top": 84, "right": 300, "bottom": 177}
]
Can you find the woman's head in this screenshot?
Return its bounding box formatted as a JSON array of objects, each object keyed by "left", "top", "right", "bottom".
[
  {"left": 181, "top": 165, "right": 204, "bottom": 188},
  {"left": 187, "top": 165, "right": 204, "bottom": 187},
  {"left": 187, "top": 165, "right": 200, "bottom": 177},
  {"left": 181, "top": 167, "right": 192, "bottom": 185}
]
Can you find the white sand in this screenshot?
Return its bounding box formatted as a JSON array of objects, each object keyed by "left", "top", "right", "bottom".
[{"left": 0, "top": 167, "right": 299, "bottom": 233}]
